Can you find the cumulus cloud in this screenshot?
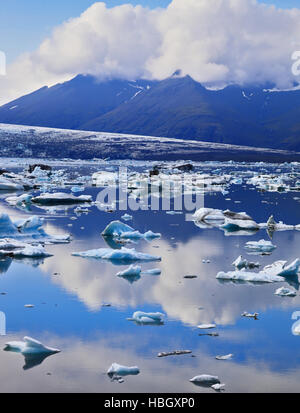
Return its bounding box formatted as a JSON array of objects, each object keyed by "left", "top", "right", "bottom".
[{"left": 1, "top": 0, "right": 300, "bottom": 104}]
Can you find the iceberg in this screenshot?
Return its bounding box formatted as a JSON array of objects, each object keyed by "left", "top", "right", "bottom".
[
  {"left": 241, "top": 312, "right": 259, "bottom": 319},
  {"left": 31, "top": 192, "right": 92, "bottom": 205},
  {"left": 274, "top": 287, "right": 297, "bottom": 297},
  {"left": 244, "top": 239, "right": 276, "bottom": 253},
  {"left": 0, "top": 213, "right": 70, "bottom": 244},
  {"left": 221, "top": 217, "right": 259, "bottom": 231},
  {"left": 190, "top": 375, "right": 220, "bottom": 387},
  {"left": 215, "top": 354, "right": 233, "bottom": 360},
  {"left": 232, "top": 255, "right": 260, "bottom": 270},
  {"left": 211, "top": 383, "right": 226, "bottom": 391},
  {"left": 197, "top": 324, "right": 216, "bottom": 329},
  {"left": 0, "top": 239, "right": 52, "bottom": 258},
  {"left": 121, "top": 214, "right": 133, "bottom": 221},
  {"left": 4, "top": 336, "right": 60, "bottom": 370},
  {"left": 102, "top": 220, "right": 161, "bottom": 240},
  {"left": 158, "top": 350, "right": 191, "bottom": 357},
  {"left": 0, "top": 177, "right": 23, "bottom": 191},
  {"left": 127, "top": 311, "right": 165, "bottom": 325},
  {"left": 4, "top": 336, "right": 60, "bottom": 355},
  {"left": 72, "top": 247, "right": 161, "bottom": 264},
  {"left": 6, "top": 194, "right": 32, "bottom": 207},
  {"left": 107, "top": 363, "right": 140, "bottom": 378}
]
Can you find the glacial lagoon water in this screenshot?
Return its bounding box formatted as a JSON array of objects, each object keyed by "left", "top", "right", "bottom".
[{"left": 0, "top": 160, "right": 300, "bottom": 392}]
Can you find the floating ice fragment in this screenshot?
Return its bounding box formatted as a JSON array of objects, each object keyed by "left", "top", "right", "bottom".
[
  {"left": 274, "top": 287, "right": 297, "bottom": 297},
  {"left": 217, "top": 266, "right": 284, "bottom": 283},
  {"left": 242, "top": 312, "right": 259, "bottom": 319},
  {"left": 215, "top": 354, "right": 233, "bottom": 360},
  {"left": 6, "top": 194, "right": 32, "bottom": 206},
  {"left": 72, "top": 247, "right": 161, "bottom": 264},
  {"left": 107, "top": 363, "right": 140, "bottom": 378},
  {"left": 190, "top": 375, "right": 220, "bottom": 387},
  {"left": 197, "top": 324, "right": 216, "bottom": 329},
  {"left": 127, "top": 311, "right": 165, "bottom": 325},
  {"left": 31, "top": 192, "right": 92, "bottom": 205},
  {"left": 158, "top": 350, "right": 191, "bottom": 357},
  {"left": 102, "top": 220, "right": 160, "bottom": 240},
  {"left": 4, "top": 336, "right": 60, "bottom": 355},
  {"left": 232, "top": 255, "right": 260, "bottom": 269},
  {"left": 211, "top": 383, "right": 226, "bottom": 391},
  {"left": 244, "top": 239, "right": 276, "bottom": 253},
  {"left": 121, "top": 214, "right": 133, "bottom": 221}
]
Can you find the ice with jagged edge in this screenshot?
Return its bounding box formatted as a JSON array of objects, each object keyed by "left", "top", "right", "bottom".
[
  {"left": 72, "top": 246, "right": 161, "bottom": 263},
  {"left": 102, "top": 220, "right": 161, "bottom": 240}
]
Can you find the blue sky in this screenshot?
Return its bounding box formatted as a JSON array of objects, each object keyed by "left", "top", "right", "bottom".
[{"left": 0, "top": 0, "right": 299, "bottom": 63}]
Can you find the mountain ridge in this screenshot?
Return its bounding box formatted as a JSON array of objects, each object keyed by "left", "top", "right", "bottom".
[{"left": 1, "top": 74, "right": 300, "bottom": 151}]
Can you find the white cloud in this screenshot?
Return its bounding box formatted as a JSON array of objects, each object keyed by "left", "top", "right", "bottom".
[{"left": 1, "top": 0, "right": 300, "bottom": 104}]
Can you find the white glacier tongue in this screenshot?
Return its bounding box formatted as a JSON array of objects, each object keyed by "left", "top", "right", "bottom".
[
  {"left": 72, "top": 246, "right": 161, "bottom": 263},
  {"left": 217, "top": 259, "right": 300, "bottom": 283},
  {"left": 102, "top": 220, "right": 161, "bottom": 240}
]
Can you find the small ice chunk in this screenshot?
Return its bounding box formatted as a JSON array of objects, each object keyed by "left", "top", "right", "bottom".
[
  {"left": 274, "top": 287, "right": 297, "bottom": 297},
  {"left": 72, "top": 247, "right": 161, "bottom": 263},
  {"left": 4, "top": 336, "right": 60, "bottom": 354},
  {"left": 241, "top": 312, "right": 259, "bottom": 319},
  {"left": 107, "top": 363, "right": 140, "bottom": 378},
  {"left": 190, "top": 375, "right": 220, "bottom": 386},
  {"left": 232, "top": 255, "right": 260, "bottom": 270},
  {"left": 102, "top": 220, "right": 160, "bottom": 239},
  {"left": 121, "top": 214, "right": 133, "bottom": 221},
  {"left": 197, "top": 324, "right": 216, "bottom": 329},
  {"left": 244, "top": 239, "right": 276, "bottom": 253},
  {"left": 158, "top": 350, "right": 191, "bottom": 357},
  {"left": 127, "top": 311, "right": 165, "bottom": 325},
  {"left": 215, "top": 354, "right": 233, "bottom": 360},
  {"left": 211, "top": 383, "right": 226, "bottom": 391},
  {"left": 32, "top": 192, "right": 92, "bottom": 205}
]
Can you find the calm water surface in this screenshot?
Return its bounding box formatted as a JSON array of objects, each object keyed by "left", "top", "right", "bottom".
[{"left": 0, "top": 160, "right": 299, "bottom": 393}]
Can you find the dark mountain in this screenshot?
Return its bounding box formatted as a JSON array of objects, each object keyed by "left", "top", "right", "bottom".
[
  {"left": 1, "top": 74, "right": 300, "bottom": 151},
  {"left": 0, "top": 75, "right": 156, "bottom": 130}
]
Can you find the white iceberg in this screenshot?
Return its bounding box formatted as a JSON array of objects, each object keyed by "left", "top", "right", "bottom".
[
  {"left": 6, "top": 194, "right": 32, "bottom": 206},
  {"left": 31, "top": 192, "right": 92, "bottom": 205},
  {"left": 244, "top": 239, "right": 276, "bottom": 253},
  {"left": 72, "top": 247, "right": 161, "bottom": 263},
  {"left": 4, "top": 336, "right": 60, "bottom": 355},
  {"left": 0, "top": 177, "right": 23, "bottom": 191},
  {"left": 274, "top": 287, "right": 297, "bottom": 297},
  {"left": 107, "top": 363, "right": 140, "bottom": 377},
  {"left": 215, "top": 354, "right": 233, "bottom": 360},
  {"left": 121, "top": 214, "right": 133, "bottom": 221},
  {"left": 0, "top": 239, "right": 52, "bottom": 258},
  {"left": 102, "top": 220, "right": 161, "bottom": 240},
  {"left": 221, "top": 217, "right": 259, "bottom": 231},
  {"left": 216, "top": 259, "right": 299, "bottom": 283},
  {"left": 232, "top": 255, "right": 260, "bottom": 270},
  {"left": 127, "top": 311, "right": 165, "bottom": 325},
  {"left": 197, "top": 324, "right": 216, "bottom": 329},
  {"left": 190, "top": 375, "right": 220, "bottom": 386},
  {"left": 211, "top": 383, "right": 226, "bottom": 391},
  {"left": 0, "top": 213, "right": 70, "bottom": 244}
]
